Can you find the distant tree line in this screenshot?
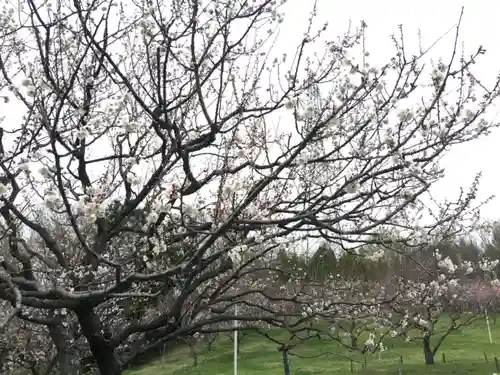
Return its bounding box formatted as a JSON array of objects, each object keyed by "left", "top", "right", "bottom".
[{"left": 273, "top": 222, "right": 500, "bottom": 284}]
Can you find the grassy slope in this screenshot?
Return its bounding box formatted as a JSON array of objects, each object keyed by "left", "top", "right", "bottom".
[{"left": 127, "top": 318, "right": 500, "bottom": 375}]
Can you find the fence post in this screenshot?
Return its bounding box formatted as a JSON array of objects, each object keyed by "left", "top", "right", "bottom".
[
  {"left": 398, "top": 356, "right": 404, "bottom": 375},
  {"left": 162, "top": 343, "right": 167, "bottom": 368},
  {"left": 485, "top": 308, "right": 493, "bottom": 344}
]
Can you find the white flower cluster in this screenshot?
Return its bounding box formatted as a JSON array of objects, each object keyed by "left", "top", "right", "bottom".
[
  {"left": 462, "top": 260, "right": 474, "bottom": 275},
  {"left": 365, "top": 249, "right": 384, "bottom": 262},
  {"left": 149, "top": 237, "right": 167, "bottom": 256},
  {"left": 327, "top": 118, "right": 341, "bottom": 130},
  {"left": 126, "top": 173, "right": 141, "bottom": 186},
  {"left": 223, "top": 181, "right": 242, "bottom": 198},
  {"left": 44, "top": 190, "right": 62, "bottom": 209},
  {"left": 431, "top": 63, "right": 446, "bottom": 90},
  {"left": 0, "top": 182, "right": 9, "bottom": 196},
  {"left": 435, "top": 249, "right": 457, "bottom": 273},
  {"left": 379, "top": 342, "right": 387, "bottom": 352},
  {"left": 123, "top": 120, "right": 140, "bottom": 133},
  {"left": 228, "top": 244, "right": 248, "bottom": 266},
  {"left": 21, "top": 77, "right": 36, "bottom": 97},
  {"left": 244, "top": 203, "right": 261, "bottom": 220},
  {"left": 364, "top": 332, "right": 376, "bottom": 347},
  {"left": 414, "top": 316, "right": 429, "bottom": 328},
  {"left": 18, "top": 159, "right": 30, "bottom": 172},
  {"left": 302, "top": 106, "right": 315, "bottom": 119},
  {"left": 75, "top": 127, "right": 90, "bottom": 140},
  {"left": 345, "top": 181, "right": 360, "bottom": 194},
  {"left": 74, "top": 188, "right": 108, "bottom": 223},
  {"left": 301, "top": 305, "right": 314, "bottom": 317},
  {"left": 285, "top": 98, "right": 296, "bottom": 110},
  {"left": 480, "top": 259, "right": 499, "bottom": 272}
]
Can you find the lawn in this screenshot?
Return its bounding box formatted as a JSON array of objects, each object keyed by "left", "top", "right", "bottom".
[{"left": 126, "top": 318, "right": 500, "bottom": 375}]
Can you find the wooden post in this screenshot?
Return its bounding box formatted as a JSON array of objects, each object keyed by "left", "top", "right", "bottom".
[
  {"left": 484, "top": 351, "right": 489, "bottom": 363},
  {"left": 234, "top": 306, "right": 238, "bottom": 375},
  {"left": 495, "top": 357, "right": 500, "bottom": 371},
  {"left": 442, "top": 353, "right": 446, "bottom": 363},
  {"left": 161, "top": 343, "right": 167, "bottom": 368},
  {"left": 398, "top": 356, "right": 404, "bottom": 375}
]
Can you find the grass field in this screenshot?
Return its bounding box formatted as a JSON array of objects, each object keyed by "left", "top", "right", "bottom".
[{"left": 126, "top": 318, "right": 500, "bottom": 375}]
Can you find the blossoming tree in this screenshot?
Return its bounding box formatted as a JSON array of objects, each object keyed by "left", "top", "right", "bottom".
[
  {"left": 0, "top": 0, "right": 499, "bottom": 373},
  {"left": 389, "top": 248, "right": 499, "bottom": 365}
]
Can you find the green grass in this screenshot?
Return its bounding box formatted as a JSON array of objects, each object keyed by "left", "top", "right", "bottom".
[{"left": 126, "top": 318, "right": 500, "bottom": 375}]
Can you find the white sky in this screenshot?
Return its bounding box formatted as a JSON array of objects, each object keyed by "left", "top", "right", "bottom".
[{"left": 276, "top": 0, "right": 500, "bottom": 220}]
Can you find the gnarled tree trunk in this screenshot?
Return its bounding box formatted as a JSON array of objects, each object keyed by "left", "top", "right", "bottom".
[
  {"left": 48, "top": 325, "right": 72, "bottom": 374},
  {"left": 75, "top": 306, "right": 122, "bottom": 375}
]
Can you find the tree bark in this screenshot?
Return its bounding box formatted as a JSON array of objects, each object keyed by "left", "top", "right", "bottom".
[
  {"left": 48, "top": 325, "right": 72, "bottom": 374},
  {"left": 423, "top": 336, "right": 434, "bottom": 365},
  {"left": 75, "top": 306, "right": 122, "bottom": 375},
  {"left": 281, "top": 347, "right": 291, "bottom": 375},
  {"left": 206, "top": 333, "right": 216, "bottom": 351},
  {"left": 350, "top": 335, "right": 357, "bottom": 348},
  {"left": 181, "top": 337, "right": 198, "bottom": 366},
  {"left": 41, "top": 354, "right": 59, "bottom": 375}
]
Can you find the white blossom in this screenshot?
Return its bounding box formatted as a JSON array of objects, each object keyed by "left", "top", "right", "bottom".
[
  {"left": 345, "top": 182, "right": 359, "bottom": 194},
  {"left": 327, "top": 118, "right": 341, "bottom": 129},
  {"left": 285, "top": 99, "right": 296, "bottom": 109},
  {"left": 127, "top": 174, "right": 141, "bottom": 185},
  {"left": 76, "top": 129, "right": 89, "bottom": 140},
  {"left": 146, "top": 212, "right": 159, "bottom": 224},
  {"left": 44, "top": 191, "right": 62, "bottom": 209},
  {"left": 25, "top": 85, "right": 36, "bottom": 97},
  {"left": 0, "top": 183, "right": 8, "bottom": 196},
  {"left": 302, "top": 106, "right": 315, "bottom": 119},
  {"left": 124, "top": 121, "right": 140, "bottom": 133},
  {"left": 437, "top": 256, "right": 456, "bottom": 273}
]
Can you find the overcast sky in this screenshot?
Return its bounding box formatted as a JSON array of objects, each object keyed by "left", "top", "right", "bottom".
[{"left": 276, "top": 0, "right": 500, "bottom": 221}]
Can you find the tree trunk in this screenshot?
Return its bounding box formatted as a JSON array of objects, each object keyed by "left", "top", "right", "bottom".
[
  {"left": 75, "top": 306, "right": 122, "bottom": 375},
  {"left": 423, "top": 336, "right": 434, "bottom": 365},
  {"left": 48, "top": 325, "right": 72, "bottom": 374},
  {"left": 281, "top": 347, "right": 291, "bottom": 375},
  {"left": 207, "top": 333, "right": 216, "bottom": 351},
  {"left": 349, "top": 320, "right": 357, "bottom": 349},
  {"left": 41, "top": 354, "right": 59, "bottom": 375},
  {"left": 350, "top": 335, "right": 357, "bottom": 348},
  {"left": 181, "top": 337, "right": 198, "bottom": 366}
]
